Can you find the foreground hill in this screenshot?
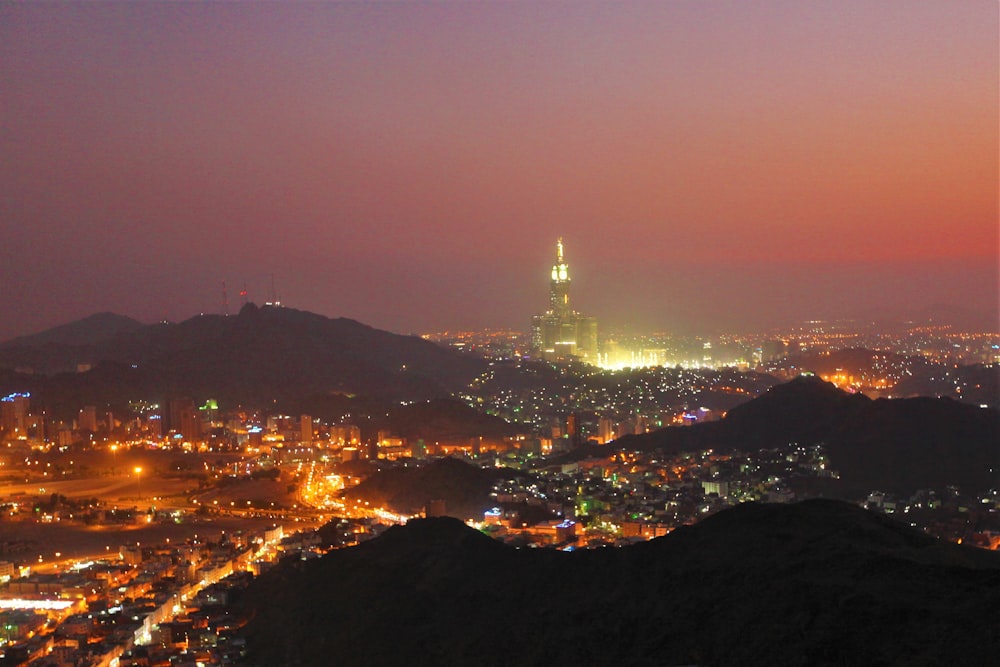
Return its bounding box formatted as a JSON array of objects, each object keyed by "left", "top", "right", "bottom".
[
  {"left": 238, "top": 499, "right": 1000, "bottom": 666},
  {"left": 604, "top": 375, "right": 999, "bottom": 497},
  {"left": 0, "top": 305, "right": 486, "bottom": 408}
]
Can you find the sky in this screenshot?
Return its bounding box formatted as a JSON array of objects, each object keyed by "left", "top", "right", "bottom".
[{"left": 2, "top": 1, "right": 997, "bottom": 340}]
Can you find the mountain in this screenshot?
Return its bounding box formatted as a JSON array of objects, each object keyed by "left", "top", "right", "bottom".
[
  {"left": 0, "top": 313, "right": 146, "bottom": 373},
  {"left": 600, "top": 375, "right": 999, "bottom": 497},
  {"left": 341, "top": 456, "right": 526, "bottom": 519},
  {"left": 0, "top": 305, "right": 487, "bottom": 409},
  {"left": 0, "top": 312, "right": 145, "bottom": 349},
  {"left": 237, "top": 499, "right": 1000, "bottom": 666}
]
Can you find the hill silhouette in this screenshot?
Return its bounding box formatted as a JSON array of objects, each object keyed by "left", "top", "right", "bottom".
[
  {"left": 603, "top": 375, "right": 999, "bottom": 497},
  {"left": 0, "top": 312, "right": 145, "bottom": 348},
  {"left": 779, "top": 347, "right": 999, "bottom": 408},
  {"left": 0, "top": 305, "right": 486, "bottom": 407},
  {"left": 382, "top": 398, "right": 520, "bottom": 442},
  {"left": 238, "top": 499, "right": 1000, "bottom": 666},
  {"left": 341, "top": 456, "right": 525, "bottom": 519},
  {"left": 0, "top": 312, "right": 145, "bottom": 372}
]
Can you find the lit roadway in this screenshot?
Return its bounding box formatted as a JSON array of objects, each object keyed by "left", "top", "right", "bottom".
[{"left": 293, "top": 461, "right": 412, "bottom": 525}]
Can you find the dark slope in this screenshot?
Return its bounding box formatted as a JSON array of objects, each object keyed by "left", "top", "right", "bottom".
[
  {"left": 0, "top": 305, "right": 487, "bottom": 405},
  {"left": 0, "top": 313, "right": 146, "bottom": 373},
  {"left": 832, "top": 394, "right": 999, "bottom": 495},
  {"left": 0, "top": 363, "right": 151, "bottom": 420},
  {"left": 239, "top": 499, "right": 1000, "bottom": 667},
  {"left": 341, "top": 456, "right": 526, "bottom": 519},
  {"left": 607, "top": 376, "right": 999, "bottom": 496},
  {"left": 382, "top": 398, "right": 519, "bottom": 441},
  {"left": 0, "top": 312, "right": 145, "bottom": 349},
  {"left": 720, "top": 373, "right": 870, "bottom": 444}
]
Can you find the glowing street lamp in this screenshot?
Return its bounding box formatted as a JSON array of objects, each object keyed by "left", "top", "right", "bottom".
[{"left": 134, "top": 466, "right": 142, "bottom": 502}]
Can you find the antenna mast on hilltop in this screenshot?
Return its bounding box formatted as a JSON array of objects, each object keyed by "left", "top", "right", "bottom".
[
  {"left": 269, "top": 273, "right": 282, "bottom": 306},
  {"left": 240, "top": 282, "right": 248, "bottom": 307},
  {"left": 221, "top": 281, "right": 229, "bottom": 316}
]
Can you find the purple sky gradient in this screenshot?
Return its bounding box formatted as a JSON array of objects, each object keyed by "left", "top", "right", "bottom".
[{"left": 2, "top": 1, "right": 997, "bottom": 339}]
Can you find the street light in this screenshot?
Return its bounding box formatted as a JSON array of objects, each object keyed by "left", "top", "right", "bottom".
[{"left": 134, "top": 466, "right": 142, "bottom": 502}]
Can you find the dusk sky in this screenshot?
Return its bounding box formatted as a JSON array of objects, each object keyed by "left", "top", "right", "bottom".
[{"left": 2, "top": 1, "right": 997, "bottom": 340}]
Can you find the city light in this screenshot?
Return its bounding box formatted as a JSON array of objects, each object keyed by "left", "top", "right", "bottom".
[{"left": 0, "top": 599, "right": 74, "bottom": 611}]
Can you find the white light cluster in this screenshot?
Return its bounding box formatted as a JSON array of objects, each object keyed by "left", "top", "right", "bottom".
[{"left": 0, "top": 598, "right": 74, "bottom": 610}]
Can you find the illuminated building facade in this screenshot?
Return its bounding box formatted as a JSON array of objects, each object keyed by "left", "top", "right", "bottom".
[
  {"left": 78, "top": 405, "right": 99, "bottom": 432},
  {"left": 300, "top": 414, "right": 313, "bottom": 443},
  {"left": 532, "top": 238, "right": 598, "bottom": 362},
  {"left": 1, "top": 392, "right": 30, "bottom": 436},
  {"left": 168, "top": 397, "right": 202, "bottom": 442}
]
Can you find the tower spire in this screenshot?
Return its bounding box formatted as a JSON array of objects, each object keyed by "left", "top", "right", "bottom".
[
  {"left": 549, "top": 237, "right": 571, "bottom": 313},
  {"left": 532, "top": 236, "right": 598, "bottom": 362}
]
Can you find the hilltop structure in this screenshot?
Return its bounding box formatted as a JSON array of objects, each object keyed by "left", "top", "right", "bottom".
[{"left": 531, "top": 238, "right": 597, "bottom": 362}]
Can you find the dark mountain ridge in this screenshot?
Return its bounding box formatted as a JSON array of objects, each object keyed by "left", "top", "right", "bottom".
[
  {"left": 0, "top": 312, "right": 145, "bottom": 350},
  {"left": 600, "top": 375, "right": 999, "bottom": 497},
  {"left": 0, "top": 305, "right": 487, "bottom": 406},
  {"left": 238, "top": 499, "right": 1000, "bottom": 666},
  {"left": 779, "top": 347, "right": 999, "bottom": 408}
]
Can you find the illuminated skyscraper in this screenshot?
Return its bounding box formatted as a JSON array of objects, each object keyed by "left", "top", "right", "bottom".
[
  {"left": 549, "top": 238, "right": 571, "bottom": 316},
  {"left": 532, "top": 238, "right": 598, "bottom": 362}
]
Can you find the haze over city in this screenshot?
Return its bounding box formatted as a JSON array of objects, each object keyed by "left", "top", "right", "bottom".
[
  {"left": 2, "top": 6, "right": 1000, "bottom": 663},
  {"left": 2, "top": 1, "right": 997, "bottom": 341}
]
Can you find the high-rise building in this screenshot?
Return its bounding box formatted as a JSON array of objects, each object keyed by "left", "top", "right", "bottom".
[
  {"left": 598, "top": 417, "right": 615, "bottom": 444},
  {"left": 531, "top": 238, "right": 598, "bottom": 362},
  {"left": 199, "top": 399, "right": 220, "bottom": 426},
  {"left": 330, "top": 424, "right": 361, "bottom": 447},
  {"left": 300, "top": 415, "right": 313, "bottom": 443},
  {"left": 1, "top": 393, "right": 30, "bottom": 436},
  {"left": 168, "top": 397, "right": 202, "bottom": 442},
  {"left": 78, "top": 405, "right": 99, "bottom": 432}
]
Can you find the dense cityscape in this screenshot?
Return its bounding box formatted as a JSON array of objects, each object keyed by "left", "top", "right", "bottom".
[
  {"left": 0, "top": 239, "right": 995, "bottom": 666},
  {"left": 3, "top": 2, "right": 997, "bottom": 664}
]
